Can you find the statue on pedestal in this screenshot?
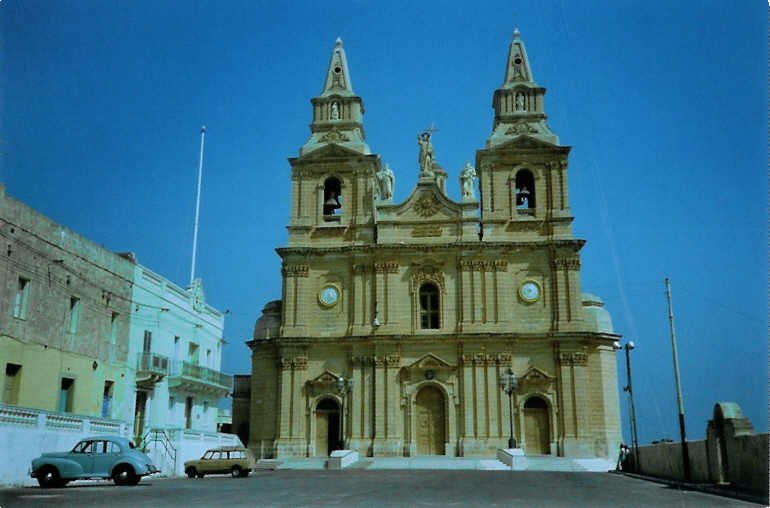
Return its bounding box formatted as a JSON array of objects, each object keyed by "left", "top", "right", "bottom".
[
  {"left": 459, "top": 162, "right": 477, "bottom": 201},
  {"left": 376, "top": 163, "right": 395, "bottom": 201},
  {"left": 417, "top": 130, "right": 435, "bottom": 177}
]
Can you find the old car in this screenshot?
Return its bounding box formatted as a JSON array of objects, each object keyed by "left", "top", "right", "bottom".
[
  {"left": 184, "top": 446, "right": 253, "bottom": 478},
  {"left": 30, "top": 435, "right": 159, "bottom": 487}
]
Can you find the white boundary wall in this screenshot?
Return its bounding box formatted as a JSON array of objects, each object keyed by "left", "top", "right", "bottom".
[{"left": 0, "top": 404, "right": 128, "bottom": 486}]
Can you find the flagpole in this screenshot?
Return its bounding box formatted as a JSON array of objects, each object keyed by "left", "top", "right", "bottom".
[{"left": 190, "top": 125, "right": 206, "bottom": 286}]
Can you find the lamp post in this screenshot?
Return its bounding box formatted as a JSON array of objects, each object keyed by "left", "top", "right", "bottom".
[
  {"left": 499, "top": 368, "right": 518, "bottom": 449},
  {"left": 336, "top": 376, "right": 354, "bottom": 450},
  {"left": 623, "top": 341, "right": 639, "bottom": 471}
]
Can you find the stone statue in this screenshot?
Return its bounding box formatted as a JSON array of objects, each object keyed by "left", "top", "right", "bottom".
[
  {"left": 330, "top": 101, "right": 340, "bottom": 120},
  {"left": 459, "top": 162, "right": 477, "bottom": 201},
  {"left": 417, "top": 131, "right": 435, "bottom": 177},
  {"left": 515, "top": 93, "right": 525, "bottom": 112},
  {"left": 376, "top": 163, "right": 395, "bottom": 201}
]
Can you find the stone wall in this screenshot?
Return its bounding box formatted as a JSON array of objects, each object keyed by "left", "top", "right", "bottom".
[{"left": 636, "top": 403, "right": 768, "bottom": 498}]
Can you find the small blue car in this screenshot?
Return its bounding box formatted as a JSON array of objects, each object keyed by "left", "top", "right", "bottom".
[{"left": 30, "top": 435, "right": 159, "bottom": 487}]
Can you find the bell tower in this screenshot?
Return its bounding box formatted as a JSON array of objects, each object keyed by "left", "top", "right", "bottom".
[
  {"left": 476, "top": 28, "right": 574, "bottom": 244},
  {"left": 287, "top": 38, "right": 380, "bottom": 247}
]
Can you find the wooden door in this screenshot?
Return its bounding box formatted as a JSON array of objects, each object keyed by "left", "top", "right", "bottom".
[
  {"left": 316, "top": 412, "right": 329, "bottom": 456},
  {"left": 523, "top": 397, "right": 550, "bottom": 455},
  {"left": 415, "top": 386, "right": 445, "bottom": 455}
]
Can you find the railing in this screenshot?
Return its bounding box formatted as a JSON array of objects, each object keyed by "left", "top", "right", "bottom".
[
  {"left": 0, "top": 403, "right": 127, "bottom": 435},
  {"left": 137, "top": 352, "right": 170, "bottom": 375},
  {"left": 142, "top": 428, "right": 177, "bottom": 469},
  {"left": 169, "top": 361, "right": 232, "bottom": 388}
]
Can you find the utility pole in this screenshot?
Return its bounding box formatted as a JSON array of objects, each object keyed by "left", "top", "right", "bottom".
[
  {"left": 665, "top": 277, "right": 691, "bottom": 480},
  {"left": 189, "top": 126, "right": 206, "bottom": 287},
  {"left": 624, "top": 342, "right": 640, "bottom": 471}
]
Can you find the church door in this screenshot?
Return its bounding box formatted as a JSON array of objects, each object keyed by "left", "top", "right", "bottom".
[
  {"left": 315, "top": 398, "right": 341, "bottom": 456},
  {"left": 415, "top": 386, "right": 446, "bottom": 455},
  {"left": 523, "top": 396, "right": 550, "bottom": 455}
]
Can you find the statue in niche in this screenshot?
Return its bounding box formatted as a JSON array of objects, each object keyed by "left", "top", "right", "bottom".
[
  {"left": 417, "top": 130, "right": 435, "bottom": 177},
  {"left": 330, "top": 101, "right": 340, "bottom": 120},
  {"left": 376, "top": 163, "right": 395, "bottom": 201},
  {"left": 515, "top": 93, "right": 525, "bottom": 112},
  {"left": 516, "top": 187, "right": 530, "bottom": 208},
  {"left": 459, "top": 162, "right": 477, "bottom": 201}
]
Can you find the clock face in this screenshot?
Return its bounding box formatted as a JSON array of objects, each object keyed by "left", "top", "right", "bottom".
[
  {"left": 318, "top": 285, "right": 340, "bottom": 308},
  {"left": 519, "top": 281, "right": 541, "bottom": 303}
]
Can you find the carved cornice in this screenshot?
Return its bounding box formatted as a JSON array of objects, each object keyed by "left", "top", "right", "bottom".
[
  {"left": 278, "top": 356, "right": 308, "bottom": 370},
  {"left": 505, "top": 121, "right": 538, "bottom": 136},
  {"left": 559, "top": 351, "right": 588, "bottom": 366},
  {"left": 282, "top": 264, "right": 309, "bottom": 277},
  {"left": 374, "top": 262, "right": 399, "bottom": 274},
  {"left": 276, "top": 239, "right": 585, "bottom": 257},
  {"left": 459, "top": 259, "right": 508, "bottom": 272},
  {"left": 552, "top": 258, "right": 580, "bottom": 270}
]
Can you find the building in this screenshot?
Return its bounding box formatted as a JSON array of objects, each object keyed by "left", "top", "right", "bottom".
[
  {"left": 127, "top": 265, "right": 231, "bottom": 444},
  {"left": 0, "top": 185, "right": 238, "bottom": 483},
  {"left": 247, "top": 31, "right": 622, "bottom": 459},
  {"left": 0, "top": 184, "right": 134, "bottom": 420}
]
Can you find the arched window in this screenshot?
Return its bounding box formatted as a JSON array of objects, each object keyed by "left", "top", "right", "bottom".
[
  {"left": 419, "top": 283, "right": 440, "bottom": 329},
  {"left": 515, "top": 170, "right": 535, "bottom": 210},
  {"left": 323, "top": 177, "right": 342, "bottom": 220}
]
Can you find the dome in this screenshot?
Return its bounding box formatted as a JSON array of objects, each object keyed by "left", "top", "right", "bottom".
[{"left": 253, "top": 300, "right": 282, "bottom": 340}]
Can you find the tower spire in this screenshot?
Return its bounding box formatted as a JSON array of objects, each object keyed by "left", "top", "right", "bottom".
[
  {"left": 321, "top": 37, "right": 354, "bottom": 96},
  {"left": 486, "top": 28, "right": 560, "bottom": 148},
  {"left": 300, "top": 38, "right": 370, "bottom": 156}
]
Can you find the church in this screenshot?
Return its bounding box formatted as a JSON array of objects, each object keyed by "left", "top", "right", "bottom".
[{"left": 246, "top": 30, "right": 622, "bottom": 460}]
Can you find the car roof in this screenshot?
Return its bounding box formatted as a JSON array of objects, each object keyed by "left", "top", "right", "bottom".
[
  {"left": 205, "top": 446, "right": 247, "bottom": 452},
  {"left": 79, "top": 435, "right": 131, "bottom": 445}
]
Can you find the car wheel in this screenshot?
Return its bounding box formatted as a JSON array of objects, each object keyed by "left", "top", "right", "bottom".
[
  {"left": 185, "top": 467, "right": 197, "bottom": 479},
  {"left": 230, "top": 465, "right": 242, "bottom": 478},
  {"left": 37, "top": 467, "right": 63, "bottom": 488},
  {"left": 112, "top": 464, "right": 138, "bottom": 486},
  {"left": 196, "top": 472, "right": 205, "bottom": 478}
]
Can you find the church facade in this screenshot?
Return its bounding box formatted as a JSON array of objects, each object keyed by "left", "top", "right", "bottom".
[{"left": 247, "top": 31, "right": 622, "bottom": 459}]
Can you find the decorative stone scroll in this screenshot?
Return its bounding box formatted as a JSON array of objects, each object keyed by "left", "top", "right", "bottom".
[
  {"left": 283, "top": 264, "right": 309, "bottom": 277},
  {"left": 505, "top": 121, "right": 538, "bottom": 135},
  {"left": 409, "top": 269, "right": 446, "bottom": 294},
  {"left": 320, "top": 129, "right": 350, "bottom": 143},
  {"left": 558, "top": 351, "right": 588, "bottom": 366},
  {"left": 413, "top": 196, "right": 441, "bottom": 218}
]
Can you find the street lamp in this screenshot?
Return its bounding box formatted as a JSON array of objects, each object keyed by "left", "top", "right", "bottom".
[
  {"left": 615, "top": 340, "right": 639, "bottom": 471},
  {"left": 499, "top": 368, "right": 518, "bottom": 449},
  {"left": 336, "top": 376, "right": 354, "bottom": 450}
]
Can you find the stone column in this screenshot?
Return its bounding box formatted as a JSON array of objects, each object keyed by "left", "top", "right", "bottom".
[{"left": 557, "top": 350, "right": 590, "bottom": 456}]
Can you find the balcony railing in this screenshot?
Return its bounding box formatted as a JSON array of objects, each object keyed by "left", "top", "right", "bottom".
[
  {"left": 137, "top": 352, "right": 169, "bottom": 375},
  {"left": 168, "top": 360, "right": 232, "bottom": 393},
  {"left": 136, "top": 352, "right": 169, "bottom": 388}
]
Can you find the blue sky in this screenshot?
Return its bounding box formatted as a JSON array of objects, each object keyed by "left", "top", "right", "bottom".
[{"left": 1, "top": 1, "right": 766, "bottom": 444}]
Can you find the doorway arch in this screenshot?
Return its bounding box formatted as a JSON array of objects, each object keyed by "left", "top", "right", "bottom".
[
  {"left": 415, "top": 386, "right": 446, "bottom": 455},
  {"left": 315, "top": 398, "right": 341, "bottom": 456},
  {"left": 523, "top": 396, "right": 550, "bottom": 455}
]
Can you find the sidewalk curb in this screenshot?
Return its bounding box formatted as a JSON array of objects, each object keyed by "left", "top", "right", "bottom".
[{"left": 613, "top": 471, "right": 768, "bottom": 506}]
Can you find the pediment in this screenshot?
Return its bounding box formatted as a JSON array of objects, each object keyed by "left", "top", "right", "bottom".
[
  {"left": 407, "top": 353, "right": 454, "bottom": 370},
  {"left": 520, "top": 366, "right": 555, "bottom": 384},
  {"left": 495, "top": 134, "right": 564, "bottom": 151},
  {"left": 309, "top": 370, "right": 340, "bottom": 384},
  {"left": 387, "top": 181, "right": 463, "bottom": 222},
  {"left": 296, "top": 142, "right": 364, "bottom": 160}
]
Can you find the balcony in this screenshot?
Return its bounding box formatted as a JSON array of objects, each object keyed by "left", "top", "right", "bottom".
[
  {"left": 136, "top": 352, "right": 169, "bottom": 389},
  {"left": 168, "top": 360, "right": 232, "bottom": 396}
]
